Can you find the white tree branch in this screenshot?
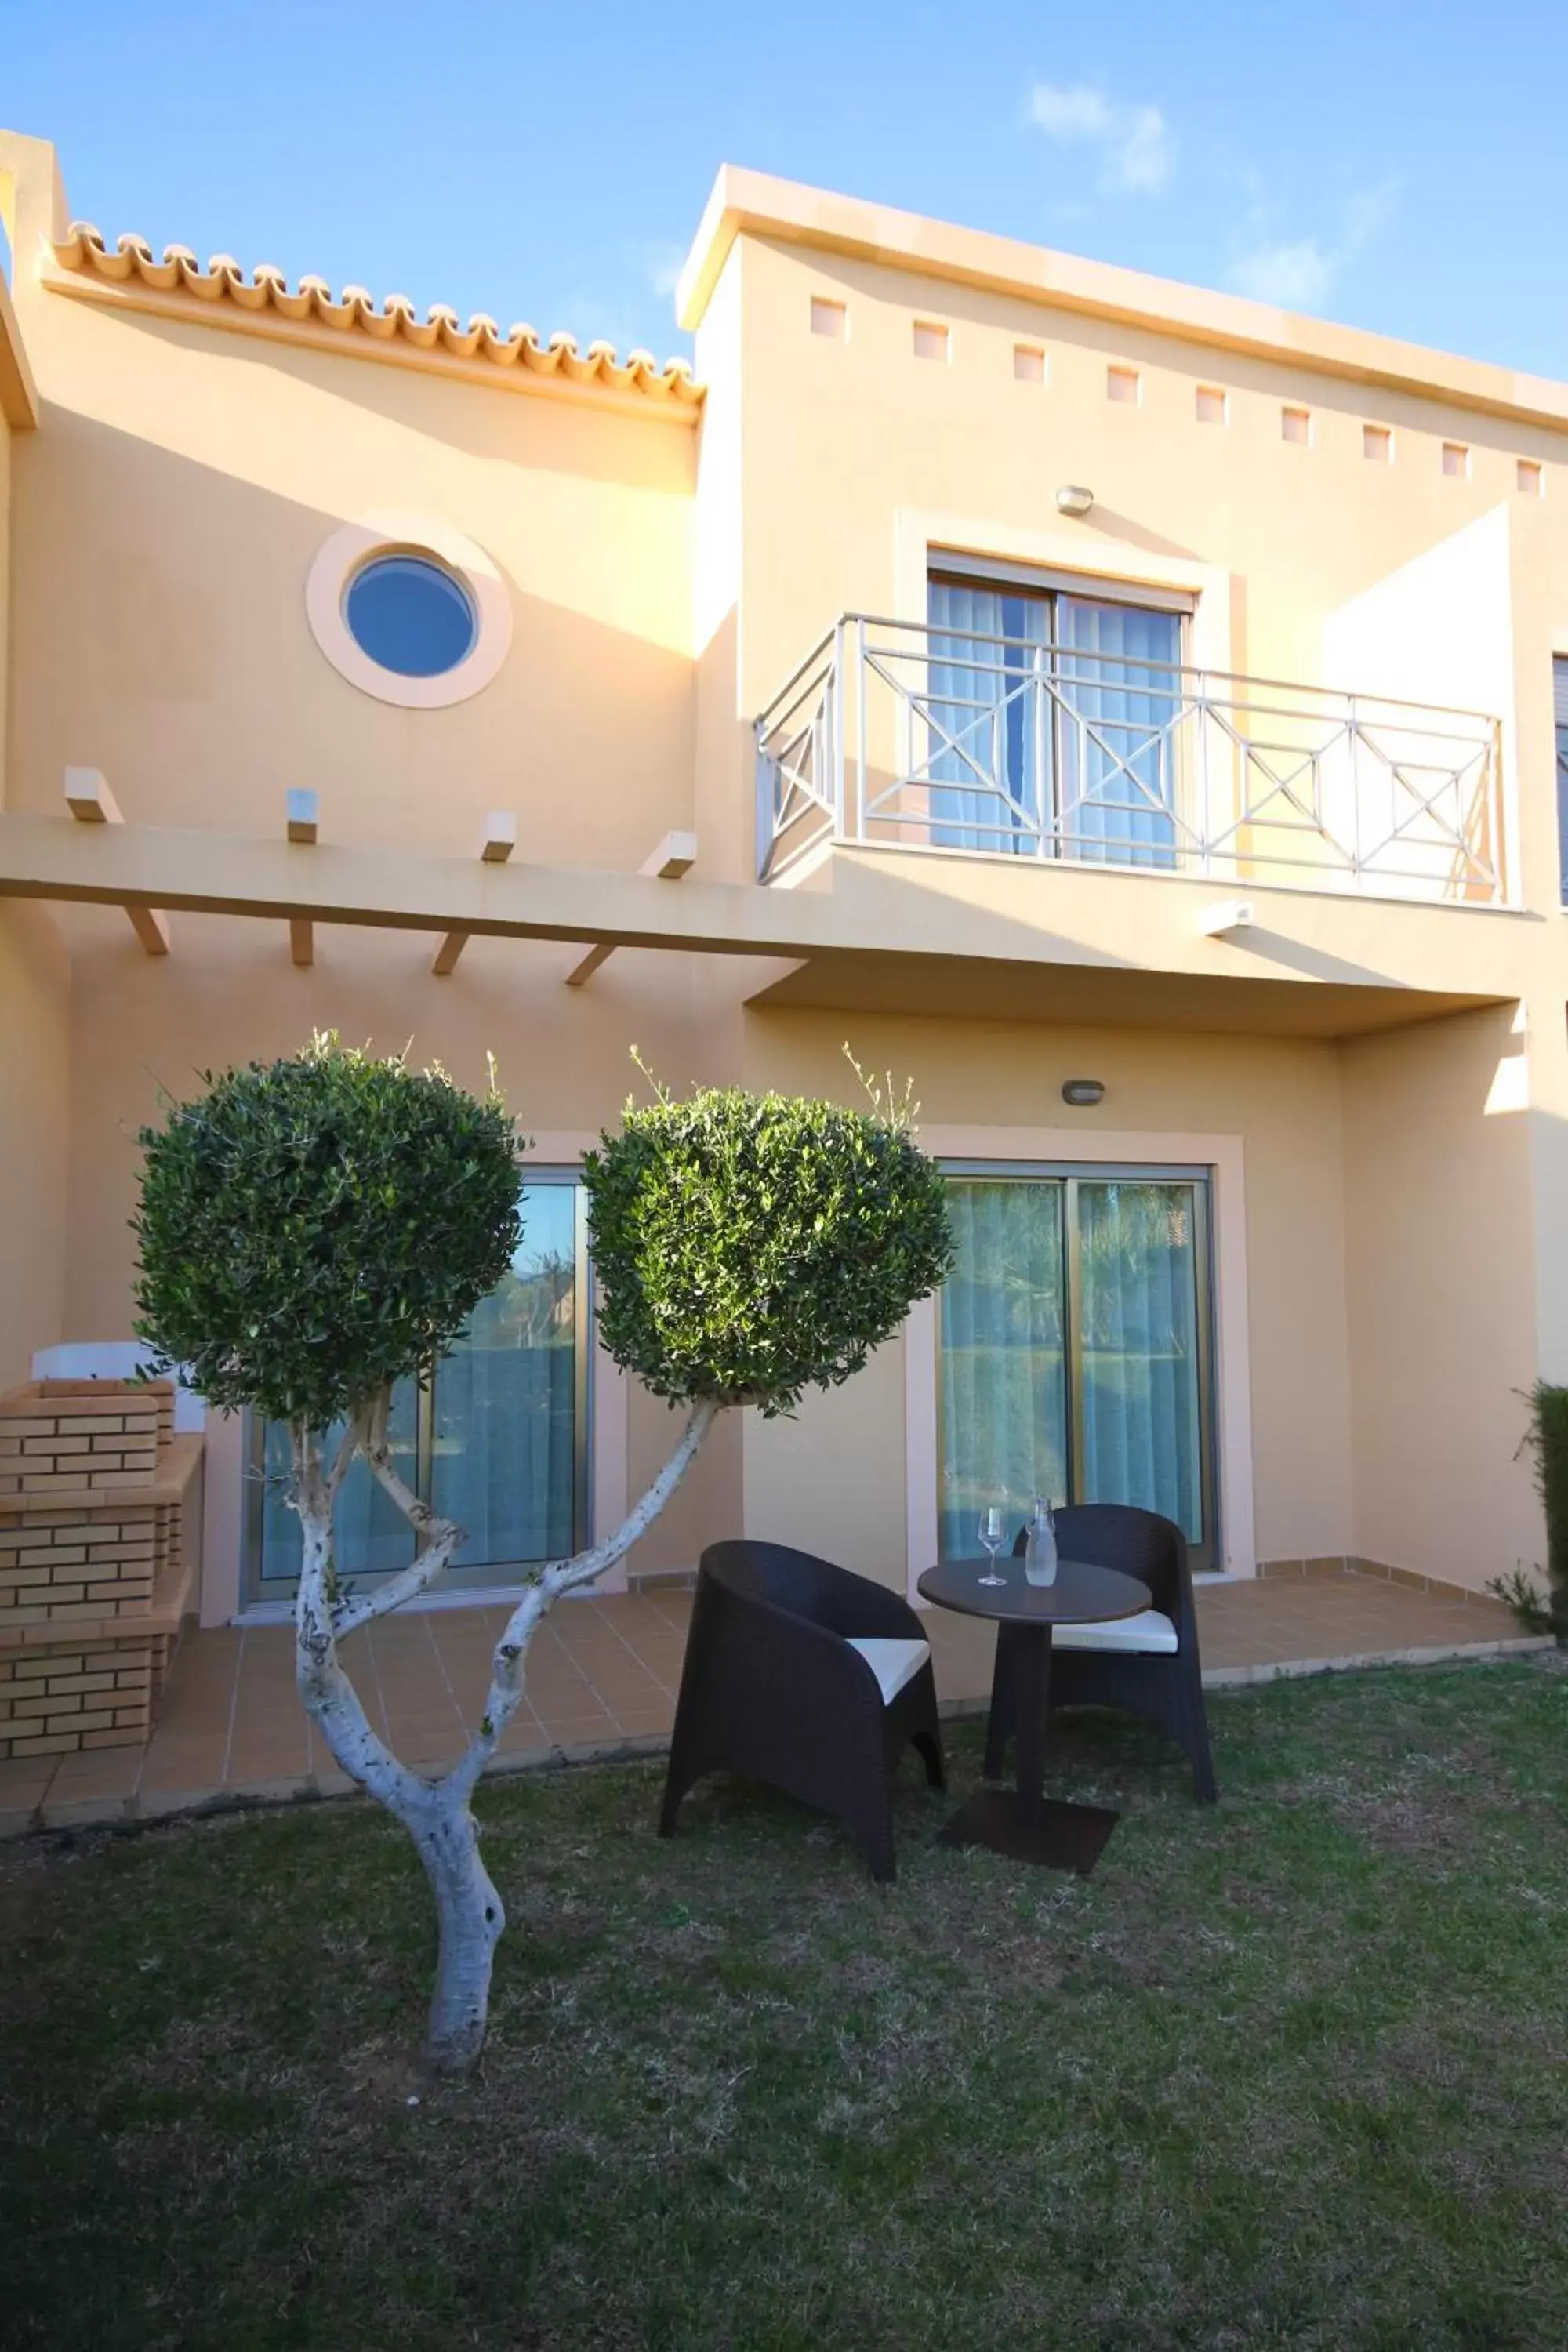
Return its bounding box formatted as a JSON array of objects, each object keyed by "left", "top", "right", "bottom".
[
  {"left": 331, "top": 1406, "right": 467, "bottom": 1638},
  {"left": 291, "top": 1422, "right": 428, "bottom": 1820},
  {"left": 441, "top": 1396, "right": 719, "bottom": 1803},
  {"left": 325, "top": 1406, "right": 366, "bottom": 1505}
]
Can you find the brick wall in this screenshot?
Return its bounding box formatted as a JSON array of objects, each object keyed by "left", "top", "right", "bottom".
[
  {"left": 0, "top": 1381, "right": 169, "bottom": 1496},
  {"left": 0, "top": 1635, "right": 171, "bottom": 1757},
  {"left": 0, "top": 1380, "right": 196, "bottom": 1759}
]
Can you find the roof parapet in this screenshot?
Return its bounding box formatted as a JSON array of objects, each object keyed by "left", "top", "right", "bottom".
[
  {"left": 677, "top": 164, "right": 1568, "bottom": 435},
  {"left": 43, "top": 220, "right": 703, "bottom": 416}
]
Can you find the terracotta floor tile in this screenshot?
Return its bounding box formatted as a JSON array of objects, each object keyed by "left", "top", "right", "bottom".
[
  {"left": 608, "top": 1709, "right": 676, "bottom": 1738},
  {"left": 140, "top": 1759, "right": 229, "bottom": 1792},
  {"left": 383, "top": 1719, "right": 466, "bottom": 1750},
  {"left": 227, "top": 1734, "right": 308, "bottom": 1765},
  {"left": 533, "top": 1711, "right": 616, "bottom": 1742},
  {"left": 495, "top": 1720, "right": 549, "bottom": 1754},
  {"left": 18, "top": 1567, "right": 1538, "bottom": 1834},
  {"left": 38, "top": 1760, "right": 141, "bottom": 1804}
]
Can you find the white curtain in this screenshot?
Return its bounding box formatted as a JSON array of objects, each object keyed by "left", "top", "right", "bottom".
[
  {"left": 938, "top": 1182, "right": 1068, "bottom": 1556},
  {"left": 256, "top": 1181, "right": 581, "bottom": 1591},
  {"left": 927, "top": 580, "right": 1049, "bottom": 852},
  {"left": 1076, "top": 1181, "right": 1202, "bottom": 1538},
  {"left": 258, "top": 1377, "right": 419, "bottom": 1584},
  {"left": 1055, "top": 597, "right": 1181, "bottom": 867},
  {"left": 431, "top": 1184, "right": 579, "bottom": 1568},
  {"left": 938, "top": 1176, "right": 1206, "bottom": 1559}
]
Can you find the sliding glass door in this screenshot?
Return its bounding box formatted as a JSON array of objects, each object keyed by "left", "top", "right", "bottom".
[
  {"left": 938, "top": 1167, "right": 1214, "bottom": 1567},
  {"left": 245, "top": 1176, "right": 590, "bottom": 1602},
  {"left": 927, "top": 572, "right": 1185, "bottom": 866}
]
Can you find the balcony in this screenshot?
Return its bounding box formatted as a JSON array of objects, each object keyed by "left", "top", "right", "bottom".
[{"left": 755, "top": 616, "right": 1506, "bottom": 906}]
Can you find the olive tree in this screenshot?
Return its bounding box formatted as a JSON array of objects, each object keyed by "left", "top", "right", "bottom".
[{"left": 134, "top": 1035, "right": 952, "bottom": 2074}]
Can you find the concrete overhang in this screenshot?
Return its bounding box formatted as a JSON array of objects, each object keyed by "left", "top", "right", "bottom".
[{"left": 0, "top": 811, "right": 1518, "bottom": 1041}]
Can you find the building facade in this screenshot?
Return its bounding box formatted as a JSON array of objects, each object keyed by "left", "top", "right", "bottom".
[{"left": 2, "top": 131, "right": 1566, "bottom": 1624}]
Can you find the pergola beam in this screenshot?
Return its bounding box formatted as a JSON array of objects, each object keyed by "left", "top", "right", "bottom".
[
  {"left": 565, "top": 831, "right": 697, "bottom": 987},
  {"left": 286, "top": 789, "right": 318, "bottom": 965},
  {"left": 433, "top": 813, "right": 517, "bottom": 975},
  {"left": 64, "top": 768, "right": 169, "bottom": 956}
]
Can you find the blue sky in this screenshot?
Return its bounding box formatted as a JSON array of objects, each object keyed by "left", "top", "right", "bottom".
[{"left": 6, "top": 0, "right": 1567, "bottom": 377}]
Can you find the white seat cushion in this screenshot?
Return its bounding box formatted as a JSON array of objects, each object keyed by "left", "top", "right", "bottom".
[
  {"left": 846, "top": 1635, "right": 931, "bottom": 1704},
  {"left": 1054, "top": 1608, "right": 1178, "bottom": 1656}
]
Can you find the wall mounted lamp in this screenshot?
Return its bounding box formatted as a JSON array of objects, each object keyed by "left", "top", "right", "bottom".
[
  {"left": 1061, "top": 1077, "right": 1105, "bottom": 1108},
  {"left": 1055, "top": 485, "right": 1095, "bottom": 517}
]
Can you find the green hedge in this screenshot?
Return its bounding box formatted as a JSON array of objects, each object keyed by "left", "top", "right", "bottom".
[{"left": 1524, "top": 1382, "right": 1568, "bottom": 1634}]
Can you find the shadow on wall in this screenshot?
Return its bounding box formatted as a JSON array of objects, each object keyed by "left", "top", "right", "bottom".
[
  {"left": 1340, "top": 999, "right": 1544, "bottom": 1590},
  {"left": 9, "top": 383, "right": 696, "bottom": 867},
  {"left": 65, "top": 303, "right": 699, "bottom": 488}
]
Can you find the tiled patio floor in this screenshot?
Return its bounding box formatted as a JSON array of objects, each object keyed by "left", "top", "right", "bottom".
[{"left": 0, "top": 1572, "right": 1545, "bottom": 1836}]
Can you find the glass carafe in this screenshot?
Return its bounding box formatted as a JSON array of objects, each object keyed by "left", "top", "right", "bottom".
[{"left": 1023, "top": 1496, "right": 1058, "bottom": 1588}]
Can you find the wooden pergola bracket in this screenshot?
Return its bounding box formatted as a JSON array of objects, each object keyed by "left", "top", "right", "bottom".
[
  {"left": 64, "top": 768, "right": 169, "bottom": 955},
  {"left": 286, "top": 789, "right": 318, "bottom": 964},
  {"left": 565, "top": 831, "right": 697, "bottom": 986},
  {"left": 433, "top": 813, "right": 517, "bottom": 975}
]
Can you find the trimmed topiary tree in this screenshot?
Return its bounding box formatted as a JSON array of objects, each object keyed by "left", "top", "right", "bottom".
[{"left": 133, "top": 1036, "right": 952, "bottom": 2074}]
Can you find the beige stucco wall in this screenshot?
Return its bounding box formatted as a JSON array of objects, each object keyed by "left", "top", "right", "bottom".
[
  {"left": 5, "top": 299, "right": 697, "bottom": 867},
  {"left": 737, "top": 1007, "right": 1354, "bottom": 1589},
  {"left": 0, "top": 898, "right": 70, "bottom": 1386},
  {"left": 55, "top": 917, "right": 744, "bottom": 1584},
  {"left": 0, "top": 352, "right": 70, "bottom": 1387},
  {"left": 0, "top": 384, "right": 10, "bottom": 799},
  {"left": 695, "top": 232, "right": 1568, "bottom": 891},
  {"left": 1, "top": 135, "right": 731, "bottom": 1584},
  {"left": 1341, "top": 1006, "right": 1544, "bottom": 1587},
  {"left": 6, "top": 135, "right": 1568, "bottom": 1613}
]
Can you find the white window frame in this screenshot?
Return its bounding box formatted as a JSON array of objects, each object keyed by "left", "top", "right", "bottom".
[
  {"left": 903, "top": 1126, "right": 1256, "bottom": 1598},
  {"left": 306, "top": 510, "right": 513, "bottom": 710}
]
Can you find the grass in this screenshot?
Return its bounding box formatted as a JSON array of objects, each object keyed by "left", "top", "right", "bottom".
[{"left": 3, "top": 1658, "right": 1568, "bottom": 2351}]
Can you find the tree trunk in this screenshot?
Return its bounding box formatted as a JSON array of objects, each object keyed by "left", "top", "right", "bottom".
[
  {"left": 289, "top": 1398, "right": 718, "bottom": 2078},
  {"left": 415, "top": 1788, "right": 506, "bottom": 2077}
]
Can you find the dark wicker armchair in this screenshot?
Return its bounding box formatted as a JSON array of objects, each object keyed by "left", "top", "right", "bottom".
[
  {"left": 996, "top": 1503, "right": 1217, "bottom": 1800},
  {"left": 659, "top": 1541, "right": 945, "bottom": 1882}
]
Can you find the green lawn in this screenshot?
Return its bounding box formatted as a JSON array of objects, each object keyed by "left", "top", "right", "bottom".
[{"left": 4, "top": 1659, "right": 1567, "bottom": 2351}]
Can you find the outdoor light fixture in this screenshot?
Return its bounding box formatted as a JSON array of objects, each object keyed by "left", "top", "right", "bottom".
[
  {"left": 1061, "top": 1078, "right": 1105, "bottom": 1108},
  {"left": 1055, "top": 485, "right": 1094, "bottom": 517}
]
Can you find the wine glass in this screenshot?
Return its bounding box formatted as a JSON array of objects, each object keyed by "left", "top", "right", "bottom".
[{"left": 978, "top": 1504, "right": 1007, "bottom": 1586}]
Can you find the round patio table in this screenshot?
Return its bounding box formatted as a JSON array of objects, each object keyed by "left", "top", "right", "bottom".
[{"left": 917, "top": 1555, "right": 1151, "bottom": 1874}]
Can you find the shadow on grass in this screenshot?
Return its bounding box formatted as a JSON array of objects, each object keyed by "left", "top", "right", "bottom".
[{"left": 3, "top": 1658, "right": 1566, "bottom": 2352}]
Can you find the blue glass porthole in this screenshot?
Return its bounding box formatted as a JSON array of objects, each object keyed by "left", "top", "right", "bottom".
[{"left": 343, "top": 552, "right": 477, "bottom": 679}]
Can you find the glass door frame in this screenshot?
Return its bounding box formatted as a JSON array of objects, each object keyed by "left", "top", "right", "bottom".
[
  {"left": 927, "top": 563, "right": 1193, "bottom": 865},
  {"left": 241, "top": 1169, "right": 593, "bottom": 1605},
  {"left": 938, "top": 1160, "right": 1219, "bottom": 1571}
]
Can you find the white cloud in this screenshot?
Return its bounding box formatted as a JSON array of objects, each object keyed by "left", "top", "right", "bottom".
[
  {"left": 644, "top": 243, "right": 685, "bottom": 300},
  {"left": 1026, "top": 82, "right": 1175, "bottom": 196},
  {"left": 1229, "top": 180, "right": 1396, "bottom": 313},
  {"left": 1229, "top": 238, "right": 1334, "bottom": 308}
]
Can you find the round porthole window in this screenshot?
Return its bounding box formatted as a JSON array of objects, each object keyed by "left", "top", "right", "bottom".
[
  {"left": 343, "top": 552, "right": 477, "bottom": 678},
  {"left": 306, "top": 514, "right": 513, "bottom": 709}
]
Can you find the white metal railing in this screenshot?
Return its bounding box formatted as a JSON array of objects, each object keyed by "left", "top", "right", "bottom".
[{"left": 754, "top": 614, "right": 1506, "bottom": 904}]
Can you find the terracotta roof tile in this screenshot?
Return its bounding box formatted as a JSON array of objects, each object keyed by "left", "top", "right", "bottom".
[{"left": 50, "top": 224, "right": 703, "bottom": 408}]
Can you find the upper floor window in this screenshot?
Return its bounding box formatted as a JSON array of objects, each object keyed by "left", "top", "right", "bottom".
[
  {"left": 1555, "top": 657, "right": 1568, "bottom": 904},
  {"left": 344, "top": 553, "right": 477, "bottom": 678},
  {"left": 925, "top": 564, "right": 1190, "bottom": 868},
  {"left": 305, "top": 513, "right": 513, "bottom": 710}
]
